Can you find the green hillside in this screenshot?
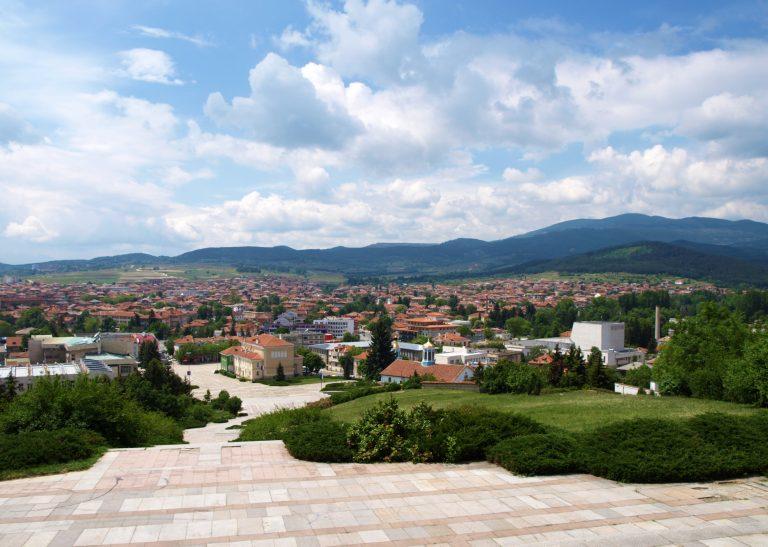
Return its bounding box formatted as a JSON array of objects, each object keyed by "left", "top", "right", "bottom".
[{"left": 514, "top": 241, "right": 768, "bottom": 287}]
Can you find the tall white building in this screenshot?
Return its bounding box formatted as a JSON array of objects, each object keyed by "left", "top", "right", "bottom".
[
  {"left": 312, "top": 316, "right": 355, "bottom": 339},
  {"left": 571, "top": 322, "right": 625, "bottom": 352},
  {"left": 570, "top": 321, "right": 643, "bottom": 367}
]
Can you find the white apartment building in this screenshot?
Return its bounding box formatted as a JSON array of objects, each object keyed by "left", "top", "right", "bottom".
[
  {"left": 570, "top": 321, "right": 644, "bottom": 367},
  {"left": 312, "top": 316, "right": 355, "bottom": 339}
]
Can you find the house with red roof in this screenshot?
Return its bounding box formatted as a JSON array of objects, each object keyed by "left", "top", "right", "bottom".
[
  {"left": 379, "top": 359, "right": 474, "bottom": 384},
  {"left": 220, "top": 334, "right": 302, "bottom": 380}
]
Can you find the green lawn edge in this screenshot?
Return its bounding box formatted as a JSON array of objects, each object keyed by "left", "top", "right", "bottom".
[
  {"left": 324, "top": 389, "right": 764, "bottom": 432},
  {"left": 0, "top": 447, "right": 109, "bottom": 482}
]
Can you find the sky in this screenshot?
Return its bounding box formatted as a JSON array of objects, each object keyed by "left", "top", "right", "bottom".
[{"left": 1, "top": 0, "right": 768, "bottom": 263}]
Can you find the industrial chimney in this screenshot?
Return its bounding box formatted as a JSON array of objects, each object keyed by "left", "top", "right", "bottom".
[{"left": 654, "top": 306, "right": 661, "bottom": 341}]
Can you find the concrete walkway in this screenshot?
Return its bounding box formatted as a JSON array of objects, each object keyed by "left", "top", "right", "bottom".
[
  {"left": 173, "top": 362, "right": 328, "bottom": 444},
  {"left": 1, "top": 440, "right": 767, "bottom": 546}
]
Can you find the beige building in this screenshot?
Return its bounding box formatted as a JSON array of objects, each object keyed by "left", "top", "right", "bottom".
[{"left": 220, "top": 334, "right": 303, "bottom": 381}]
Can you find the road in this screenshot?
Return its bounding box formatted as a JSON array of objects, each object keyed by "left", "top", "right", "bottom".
[{"left": 172, "top": 362, "right": 328, "bottom": 443}]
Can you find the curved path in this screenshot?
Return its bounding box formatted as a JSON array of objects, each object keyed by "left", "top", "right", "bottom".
[{"left": 172, "top": 362, "right": 328, "bottom": 443}]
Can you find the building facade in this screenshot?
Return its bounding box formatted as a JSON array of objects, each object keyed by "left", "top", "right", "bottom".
[{"left": 220, "top": 334, "right": 303, "bottom": 380}]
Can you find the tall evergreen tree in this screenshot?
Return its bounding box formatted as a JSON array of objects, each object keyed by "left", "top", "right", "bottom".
[
  {"left": 364, "top": 316, "right": 396, "bottom": 380},
  {"left": 138, "top": 339, "right": 161, "bottom": 368},
  {"left": 586, "top": 347, "right": 607, "bottom": 388}
]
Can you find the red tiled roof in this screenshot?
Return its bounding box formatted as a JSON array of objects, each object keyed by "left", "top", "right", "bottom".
[
  {"left": 244, "top": 334, "right": 292, "bottom": 347},
  {"left": 220, "top": 346, "right": 263, "bottom": 361},
  {"left": 380, "top": 360, "right": 469, "bottom": 383}
]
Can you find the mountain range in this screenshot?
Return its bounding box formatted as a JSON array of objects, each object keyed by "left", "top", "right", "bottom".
[{"left": 3, "top": 214, "right": 768, "bottom": 285}]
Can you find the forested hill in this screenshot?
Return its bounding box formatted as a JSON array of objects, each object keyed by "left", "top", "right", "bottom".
[
  {"left": 3, "top": 214, "right": 768, "bottom": 282},
  {"left": 510, "top": 241, "right": 768, "bottom": 287}
]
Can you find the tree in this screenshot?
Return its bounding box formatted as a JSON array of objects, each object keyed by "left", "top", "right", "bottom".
[
  {"left": 0, "top": 320, "right": 13, "bottom": 337},
  {"left": 505, "top": 317, "right": 531, "bottom": 338},
  {"left": 723, "top": 330, "right": 768, "bottom": 406},
  {"left": 138, "top": 339, "right": 161, "bottom": 368},
  {"left": 101, "top": 317, "right": 117, "bottom": 332},
  {"left": 276, "top": 363, "right": 286, "bottom": 381},
  {"left": 586, "top": 347, "right": 608, "bottom": 388},
  {"left": 339, "top": 354, "right": 354, "bottom": 379},
  {"left": 342, "top": 332, "right": 359, "bottom": 342},
  {"left": 547, "top": 345, "right": 565, "bottom": 386},
  {"left": 296, "top": 347, "right": 323, "bottom": 374},
  {"left": 564, "top": 345, "right": 585, "bottom": 383},
  {"left": 4, "top": 373, "right": 16, "bottom": 402},
  {"left": 164, "top": 339, "right": 175, "bottom": 356},
  {"left": 653, "top": 303, "right": 747, "bottom": 396},
  {"left": 364, "top": 317, "right": 397, "bottom": 380}
]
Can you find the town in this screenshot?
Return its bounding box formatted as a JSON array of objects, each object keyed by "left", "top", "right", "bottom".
[
  {"left": 3, "top": 0, "right": 768, "bottom": 544},
  {"left": 0, "top": 271, "right": 713, "bottom": 386}
]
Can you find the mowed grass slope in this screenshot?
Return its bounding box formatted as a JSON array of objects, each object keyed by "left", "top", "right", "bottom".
[{"left": 325, "top": 389, "right": 765, "bottom": 432}]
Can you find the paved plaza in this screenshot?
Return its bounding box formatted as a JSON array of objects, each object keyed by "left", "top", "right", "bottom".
[
  {"left": 1, "top": 365, "right": 766, "bottom": 545},
  {"left": 172, "top": 363, "right": 329, "bottom": 443},
  {"left": 0, "top": 439, "right": 767, "bottom": 546}
]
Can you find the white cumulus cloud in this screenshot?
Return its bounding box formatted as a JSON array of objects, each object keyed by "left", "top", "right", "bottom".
[{"left": 118, "top": 48, "right": 184, "bottom": 85}]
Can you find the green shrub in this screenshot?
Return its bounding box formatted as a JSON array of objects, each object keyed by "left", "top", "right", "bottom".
[
  {"left": 688, "top": 368, "right": 724, "bottom": 400},
  {"left": 346, "top": 398, "right": 413, "bottom": 462},
  {"left": 225, "top": 396, "right": 243, "bottom": 415},
  {"left": 488, "top": 432, "right": 578, "bottom": 476},
  {"left": 211, "top": 390, "right": 231, "bottom": 410},
  {"left": 434, "top": 406, "right": 547, "bottom": 462},
  {"left": 345, "top": 399, "right": 449, "bottom": 463},
  {"left": 282, "top": 418, "right": 352, "bottom": 462},
  {"left": 0, "top": 376, "right": 176, "bottom": 447},
  {"left": 135, "top": 411, "right": 184, "bottom": 445},
  {"left": 623, "top": 365, "right": 652, "bottom": 389},
  {"left": 401, "top": 375, "right": 422, "bottom": 390},
  {"left": 578, "top": 416, "right": 768, "bottom": 483},
  {"left": 329, "top": 383, "right": 400, "bottom": 405},
  {"left": 321, "top": 382, "right": 350, "bottom": 392},
  {"left": 478, "top": 360, "right": 545, "bottom": 394},
  {"left": 0, "top": 429, "right": 105, "bottom": 470},
  {"left": 687, "top": 412, "right": 768, "bottom": 479},
  {"left": 236, "top": 406, "right": 325, "bottom": 441}
]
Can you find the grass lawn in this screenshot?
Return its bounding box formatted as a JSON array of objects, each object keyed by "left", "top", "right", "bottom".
[
  {"left": 252, "top": 375, "right": 347, "bottom": 386},
  {"left": 325, "top": 389, "right": 765, "bottom": 432}
]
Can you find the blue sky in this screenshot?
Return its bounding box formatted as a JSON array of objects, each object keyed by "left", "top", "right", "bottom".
[{"left": 1, "top": 0, "right": 767, "bottom": 262}]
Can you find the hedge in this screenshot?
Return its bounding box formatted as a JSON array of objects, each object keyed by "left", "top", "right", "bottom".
[
  {"left": 581, "top": 413, "right": 768, "bottom": 483},
  {"left": 329, "top": 383, "right": 400, "bottom": 405},
  {"left": 236, "top": 406, "right": 326, "bottom": 442},
  {"left": 282, "top": 419, "right": 352, "bottom": 462},
  {"left": 487, "top": 432, "right": 578, "bottom": 476},
  {"left": 0, "top": 429, "right": 106, "bottom": 471},
  {"left": 434, "top": 406, "right": 548, "bottom": 462}
]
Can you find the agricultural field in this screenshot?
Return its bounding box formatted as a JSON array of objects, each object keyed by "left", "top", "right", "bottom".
[
  {"left": 27, "top": 266, "right": 344, "bottom": 284},
  {"left": 325, "top": 389, "right": 764, "bottom": 432}
]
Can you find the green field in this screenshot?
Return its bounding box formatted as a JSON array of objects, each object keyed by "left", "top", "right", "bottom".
[
  {"left": 28, "top": 265, "right": 345, "bottom": 285},
  {"left": 250, "top": 375, "right": 347, "bottom": 386},
  {"left": 325, "top": 389, "right": 764, "bottom": 432}
]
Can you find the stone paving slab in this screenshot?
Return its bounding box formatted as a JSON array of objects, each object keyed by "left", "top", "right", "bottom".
[{"left": 0, "top": 440, "right": 766, "bottom": 546}]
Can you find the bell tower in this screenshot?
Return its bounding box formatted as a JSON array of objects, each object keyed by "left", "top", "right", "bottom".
[{"left": 421, "top": 340, "right": 435, "bottom": 366}]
